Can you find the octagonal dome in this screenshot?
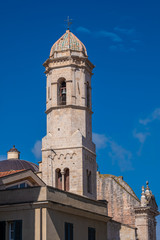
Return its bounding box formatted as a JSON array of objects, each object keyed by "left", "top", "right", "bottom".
[{"left": 50, "top": 30, "right": 87, "bottom": 57}]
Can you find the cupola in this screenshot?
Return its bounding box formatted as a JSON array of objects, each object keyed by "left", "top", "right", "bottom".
[
  {"left": 49, "top": 30, "right": 87, "bottom": 58},
  {"left": 7, "top": 145, "right": 20, "bottom": 160}
]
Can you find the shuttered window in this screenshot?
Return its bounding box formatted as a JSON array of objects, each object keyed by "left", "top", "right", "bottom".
[
  {"left": 9, "top": 220, "right": 22, "bottom": 240},
  {"left": 0, "top": 221, "right": 6, "bottom": 240},
  {"left": 88, "top": 227, "right": 96, "bottom": 240},
  {"left": 65, "top": 222, "right": 73, "bottom": 240}
]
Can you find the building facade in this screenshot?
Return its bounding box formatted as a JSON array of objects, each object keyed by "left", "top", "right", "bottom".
[{"left": 0, "top": 29, "right": 159, "bottom": 240}]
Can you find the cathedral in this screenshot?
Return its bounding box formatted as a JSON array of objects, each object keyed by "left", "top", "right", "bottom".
[{"left": 0, "top": 29, "right": 159, "bottom": 240}]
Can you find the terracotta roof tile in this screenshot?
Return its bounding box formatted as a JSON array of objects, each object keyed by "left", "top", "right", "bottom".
[{"left": 0, "top": 169, "right": 25, "bottom": 178}]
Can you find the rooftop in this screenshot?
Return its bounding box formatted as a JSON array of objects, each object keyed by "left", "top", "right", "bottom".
[{"left": 50, "top": 30, "right": 87, "bottom": 57}]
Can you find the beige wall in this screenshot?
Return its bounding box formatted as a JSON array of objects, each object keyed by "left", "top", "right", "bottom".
[
  {"left": 0, "top": 186, "right": 109, "bottom": 240},
  {"left": 47, "top": 208, "right": 107, "bottom": 240},
  {"left": 0, "top": 206, "right": 35, "bottom": 240}
]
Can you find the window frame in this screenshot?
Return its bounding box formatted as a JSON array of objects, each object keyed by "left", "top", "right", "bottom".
[
  {"left": 65, "top": 222, "right": 73, "bottom": 240},
  {"left": 8, "top": 220, "right": 22, "bottom": 240},
  {"left": 88, "top": 227, "right": 96, "bottom": 240}
]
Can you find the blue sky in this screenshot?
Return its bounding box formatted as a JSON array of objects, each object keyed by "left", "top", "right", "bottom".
[{"left": 0, "top": 0, "right": 160, "bottom": 235}]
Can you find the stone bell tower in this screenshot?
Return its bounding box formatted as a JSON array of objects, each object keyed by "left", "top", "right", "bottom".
[{"left": 40, "top": 29, "right": 97, "bottom": 199}]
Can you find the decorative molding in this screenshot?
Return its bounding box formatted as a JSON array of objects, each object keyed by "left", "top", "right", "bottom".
[{"left": 45, "top": 105, "right": 93, "bottom": 114}]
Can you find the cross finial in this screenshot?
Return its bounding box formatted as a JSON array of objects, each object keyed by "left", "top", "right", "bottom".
[
  {"left": 146, "top": 181, "right": 149, "bottom": 190},
  {"left": 65, "top": 16, "right": 72, "bottom": 30}
]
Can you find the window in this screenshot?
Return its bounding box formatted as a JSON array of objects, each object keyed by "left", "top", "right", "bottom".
[
  {"left": 7, "top": 185, "right": 19, "bottom": 190},
  {"left": 64, "top": 168, "right": 69, "bottom": 191},
  {"left": 58, "top": 79, "right": 66, "bottom": 105},
  {"left": 87, "top": 170, "right": 92, "bottom": 193},
  {"left": 86, "top": 82, "right": 90, "bottom": 108},
  {"left": 88, "top": 227, "right": 96, "bottom": 240},
  {"left": 56, "top": 169, "right": 62, "bottom": 190},
  {"left": 9, "top": 222, "right": 14, "bottom": 240},
  {"left": 65, "top": 222, "right": 73, "bottom": 240},
  {"left": 6, "top": 182, "right": 30, "bottom": 190},
  {"left": 9, "top": 221, "right": 22, "bottom": 240},
  {"left": 48, "top": 86, "right": 50, "bottom": 99},
  {"left": 0, "top": 221, "right": 6, "bottom": 240}
]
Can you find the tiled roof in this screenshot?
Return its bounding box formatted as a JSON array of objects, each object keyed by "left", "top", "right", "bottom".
[
  {"left": 50, "top": 30, "right": 87, "bottom": 57},
  {"left": 0, "top": 169, "right": 24, "bottom": 178}
]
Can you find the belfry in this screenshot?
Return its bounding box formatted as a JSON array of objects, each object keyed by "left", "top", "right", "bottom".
[
  {"left": 40, "top": 29, "right": 97, "bottom": 199},
  {"left": 0, "top": 26, "right": 159, "bottom": 240}
]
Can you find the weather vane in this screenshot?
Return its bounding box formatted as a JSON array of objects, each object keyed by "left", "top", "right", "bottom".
[{"left": 65, "top": 16, "right": 72, "bottom": 30}]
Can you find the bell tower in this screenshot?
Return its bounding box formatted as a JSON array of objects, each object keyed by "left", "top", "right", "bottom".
[{"left": 40, "top": 30, "right": 96, "bottom": 199}]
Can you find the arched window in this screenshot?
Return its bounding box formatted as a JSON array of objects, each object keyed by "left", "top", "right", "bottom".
[
  {"left": 58, "top": 79, "right": 66, "bottom": 105},
  {"left": 87, "top": 169, "right": 92, "bottom": 193},
  {"left": 86, "top": 82, "right": 90, "bottom": 108},
  {"left": 64, "top": 168, "right": 69, "bottom": 191},
  {"left": 56, "top": 169, "right": 62, "bottom": 190}
]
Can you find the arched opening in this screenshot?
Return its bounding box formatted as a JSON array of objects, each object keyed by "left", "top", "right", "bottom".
[
  {"left": 86, "top": 82, "right": 90, "bottom": 108},
  {"left": 58, "top": 79, "right": 66, "bottom": 105},
  {"left": 55, "top": 168, "right": 62, "bottom": 190},
  {"left": 87, "top": 169, "right": 92, "bottom": 194},
  {"left": 64, "top": 168, "right": 69, "bottom": 191}
]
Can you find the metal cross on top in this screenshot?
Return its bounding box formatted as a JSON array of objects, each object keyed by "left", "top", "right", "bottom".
[{"left": 65, "top": 16, "right": 72, "bottom": 30}]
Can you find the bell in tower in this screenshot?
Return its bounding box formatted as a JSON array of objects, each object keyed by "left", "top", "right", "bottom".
[
  {"left": 40, "top": 29, "right": 96, "bottom": 199},
  {"left": 59, "top": 80, "right": 66, "bottom": 105}
]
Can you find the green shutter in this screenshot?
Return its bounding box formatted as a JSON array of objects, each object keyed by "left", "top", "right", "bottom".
[
  {"left": 14, "top": 220, "right": 22, "bottom": 240},
  {"left": 88, "top": 227, "right": 96, "bottom": 240},
  {"left": 65, "top": 222, "right": 73, "bottom": 240},
  {"left": 0, "top": 221, "right": 5, "bottom": 240}
]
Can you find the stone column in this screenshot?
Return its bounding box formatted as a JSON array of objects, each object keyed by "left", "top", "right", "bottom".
[
  {"left": 35, "top": 208, "right": 41, "bottom": 240},
  {"left": 61, "top": 171, "right": 65, "bottom": 191},
  {"left": 42, "top": 208, "right": 47, "bottom": 240}
]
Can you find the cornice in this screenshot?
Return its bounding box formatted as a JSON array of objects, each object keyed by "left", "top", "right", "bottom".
[
  {"left": 135, "top": 206, "right": 159, "bottom": 216},
  {"left": 43, "top": 56, "right": 95, "bottom": 75},
  {"left": 45, "top": 104, "right": 93, "bottom": 114}
]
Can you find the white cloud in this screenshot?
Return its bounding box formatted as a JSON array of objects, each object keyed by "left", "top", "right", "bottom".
[
  {"left": 76, "top": 26, "right": 91, "bottom": 34},
  {"left": 108, "top": 140, "right": 133, "bottom": 172},
  {"left": 97, "top": 30, "right": 122, "bottom": 42},
  {"left": 76, "top": 26, "right": 122, "bottom": 42},
  {"left": 133, "top": 129, "right": 150, "bottom": 144},
  {"left": 0, "top": 155, "right": 6, "bottom": 161},
  {"left": 93, "top": 133, "right": 133, "bottom": 172},
  {"left": 114, "top": 26, "right": 135, "bottom": 35},
  {"left": 32, "top": 140, "right": 42, "bottom": 159},
  {"left": 109, "top": 44, "right": 135, "bottom": 52},
  {"left": 76, "top": 25, "right": 139, "bottom": 52},
  {"left": 139, "top": 108, "right": 160, "bottom": 125},
  {"left": 93, "top": 133, "right": 108, "bottom": 149}
]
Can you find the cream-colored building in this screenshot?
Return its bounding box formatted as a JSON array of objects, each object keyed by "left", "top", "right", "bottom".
[{"left": 0, "top": 29, "right": 159, "bottom": 240}]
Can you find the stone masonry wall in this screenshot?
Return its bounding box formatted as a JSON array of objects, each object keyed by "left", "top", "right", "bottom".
[
  {"left": 107, "top": 220, "right": 137, "bottom": 240},
  {"left": 97, "top": 173, "right": 140, "bottom": 227}
]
